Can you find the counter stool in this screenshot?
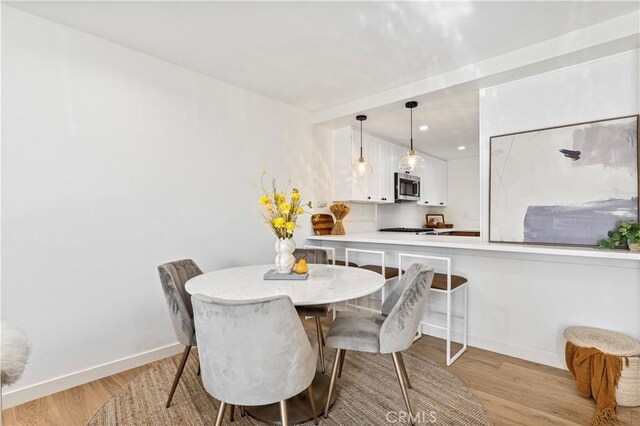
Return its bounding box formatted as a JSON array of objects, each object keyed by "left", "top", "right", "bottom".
[
  {"left": 398, "top": 253, "right": 468, "bottom": 366},
  {"left": 564, "top": 326, "right": 640, "bottom": 408},
  {"left": 344, "top": 249, "right": 398, "bottom": 315},
  {"left": 303, "top": 245, "right": 358, "bottom": 267},
  {"left": 293, "top": 248, "right": 329, "bottom": 373}
]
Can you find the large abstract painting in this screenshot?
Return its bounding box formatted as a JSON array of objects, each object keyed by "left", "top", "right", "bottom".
[{"left": 490, "top": 115, "right": 638, "bottom": 246}]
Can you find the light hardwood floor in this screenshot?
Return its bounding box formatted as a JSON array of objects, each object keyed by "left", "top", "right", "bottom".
[{"left": 3, "top": 319, "right": 639, "bottom": 426}]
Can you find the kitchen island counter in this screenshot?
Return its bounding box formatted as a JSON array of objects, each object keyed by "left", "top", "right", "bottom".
[
  {"left": 307, "top": 232, "right": 639, "bottom": 260},
  {"left": 305, "top": 231, "right": 639, "bottom": 371}
]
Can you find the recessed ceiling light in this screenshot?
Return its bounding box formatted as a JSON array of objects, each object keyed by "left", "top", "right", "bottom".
[
  {"left": 419, "top": 125, "right": 429, "bottom": 131},
  {"left": 457, "top": 146, "right": 466, "bottom": 150}
]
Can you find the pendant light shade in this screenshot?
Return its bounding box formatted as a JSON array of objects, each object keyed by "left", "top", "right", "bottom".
[
  {"left": 351, "top": 115, "right": 372, "bottom": 176},
  {"left": 398, "top": 101, "right": 425, "bottom": 172}
]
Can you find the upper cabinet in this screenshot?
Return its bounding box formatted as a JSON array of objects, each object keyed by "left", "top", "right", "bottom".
[
  {"left": 332, "top": 127, "right": 394, "bottom": 203},
  {"left": 417, "top": 154, "right": 447, "bottom": 207},
  {"left": 379, "top": 140, "right": 395, "bottom": 202},
  {"left": 332, "top": 127, "right": 446, "bottom": 206},
  {"left": 432, "top": 157, "right": 448, "bottom": 207},
  {"left": 350, "top": 128, "right": 370, "bottom": 201}
]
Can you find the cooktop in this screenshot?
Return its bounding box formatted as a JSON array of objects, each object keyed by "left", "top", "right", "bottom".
[{"left": 379, "top": 227, "right": 436, "bottom": 234}]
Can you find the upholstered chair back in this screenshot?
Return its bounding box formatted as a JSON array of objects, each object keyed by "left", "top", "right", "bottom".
[
  {"left": 381, "top": 277, "right": 403, "bottom": 317},
  {"left": 157, "top": 259, "right": 203, "bottom": 346},
  {"left": 192, "top": 294, "right": 317, "bottom": 406},
  {"left": 293, "top": 248, "right": 328, "bottom": 265},
  {"left": 379, "top": 264, "right": 434, "bottom": 354}
]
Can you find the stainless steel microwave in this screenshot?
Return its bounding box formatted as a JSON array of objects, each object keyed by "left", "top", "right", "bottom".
[{"left": 394, "top": 172, "right": 420, "bottom": 202}]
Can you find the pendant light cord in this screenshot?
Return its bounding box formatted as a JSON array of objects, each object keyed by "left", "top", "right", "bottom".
[
  {"left": 410, "top": 106, "right": 413, "bottom": 151},
  {"left": 360, "top": 119, "right": 363, "bottom": 157}
]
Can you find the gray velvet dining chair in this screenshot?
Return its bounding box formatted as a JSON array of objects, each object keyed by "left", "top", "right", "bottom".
[
  {"left": 293, "top": 248, "right": 329, "bottom": 373},
  {"left": 157, "top": 259, "right": 203, "bottom": 408},
  {"left": 322, "top": 263, "right": 434, "bottom": 424},
  {"left": 192, "top": 294, "right": 318, "bottom": 426}
]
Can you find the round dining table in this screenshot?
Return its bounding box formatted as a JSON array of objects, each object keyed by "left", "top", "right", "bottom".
[{"left": 185, "top": 263, "right": 386, "bottom": 424}]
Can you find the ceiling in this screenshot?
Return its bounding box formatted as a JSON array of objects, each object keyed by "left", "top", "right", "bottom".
[
  {"left": 324, "top": 88, "right": 480, "bottom": 160},
  {"left": 8, "top": 1, "right": 638, "bottom": 114},
  {"left": 6, "top": 1, "right": 638, "bottom": 160}
]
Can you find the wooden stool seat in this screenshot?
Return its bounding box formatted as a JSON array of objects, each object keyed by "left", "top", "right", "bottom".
[
  {"left": 335, "top": 260, "right": 359, "bottom": 267},
  {"left": 431, "top": 273, "right": 468, "bottom": 291},
  {"left": 359, "top": 265, "right": 402, "bottom": 280}
]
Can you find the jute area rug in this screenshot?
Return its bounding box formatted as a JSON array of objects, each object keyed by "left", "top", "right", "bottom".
[{"left": 88, "top": 342, "right": 492, "bottom": 425}]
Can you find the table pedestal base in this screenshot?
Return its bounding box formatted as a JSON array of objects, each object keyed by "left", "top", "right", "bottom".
[{"left": 244, "top": 373, "right": 337, "bottom": 425}]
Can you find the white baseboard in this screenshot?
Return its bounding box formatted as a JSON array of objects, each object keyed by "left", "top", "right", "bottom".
[
  {"left": 1, "top": 343, "right": 183, "bottom": 409},
  {"left": 418, "top": 318, "right": 565, "bottom": 370},
  {"left": 342, "top": 303, "right": 565, "bottom": 369}
]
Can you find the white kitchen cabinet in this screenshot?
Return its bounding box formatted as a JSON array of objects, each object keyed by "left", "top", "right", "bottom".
[
  {"left": 417, "top": 154, "right": 435, "bottom": 206},
  {"left": 417, "top": 154, "right": 447, "bottom": 207},
  {"left": 432, "top": 157, "right": 448, "bottom": 206},
  {"left": 379, "top": 140, "right": 395, "bottom": 203},
  {"left": 365, "top": 135, "right": 381, "bottom": 202},
  {"left": 332, "top": 127, "right": 444, "bottom": 204},
  {"left": 350, "top": 128, "right": 370, "bottom": 201},
  {"left": 332, "top": 127, "right": 381, "bottom": 203}
]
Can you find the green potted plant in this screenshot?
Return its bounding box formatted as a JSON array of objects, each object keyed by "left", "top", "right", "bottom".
[{"left": 598, "top": 222, "right": 640, "bottom": 251}]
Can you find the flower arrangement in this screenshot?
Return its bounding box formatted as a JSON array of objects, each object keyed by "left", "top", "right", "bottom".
[{"left": 257, "top": 172, "right": 312, "bottom": 239}]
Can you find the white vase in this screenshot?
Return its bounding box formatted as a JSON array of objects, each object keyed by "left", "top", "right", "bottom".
[{"left": 275, "top": 238, "right": 296, "bottom": 273}]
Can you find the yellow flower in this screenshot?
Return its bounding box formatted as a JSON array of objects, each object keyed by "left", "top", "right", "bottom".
[
  {"left": 291, "top": 192, "right": 301, "bottom": 202},
  {"left": 273, "top": 217, "right": 285, "bottom": 228},
  {"left": 297, "top": 207, "right": 304, "bottom": 214},
  {"left": 285, "top": 221, "right": 296, "bottom": 233},
  {"left": 279, "top": 203, "right": 291, "bottom": 214},
  {"left": 259, "top": 195, "right": 271, "bottom": 205},
  {"left": 275, "top": 194, "right": 286, "bottom": 204}
]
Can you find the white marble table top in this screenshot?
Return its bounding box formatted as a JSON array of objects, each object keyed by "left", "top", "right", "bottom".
[{"left": 185, "top": 264, "right": 386, "bottom": 305}]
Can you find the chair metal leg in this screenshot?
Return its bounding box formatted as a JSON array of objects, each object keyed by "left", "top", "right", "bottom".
[
  {"left": 229, "top": 404, "right": 235, "bottom": 422},
  {"left": 279, "top": 400, "right": 289, "bottom": 426},
  {"left": 315, "top": 316, "right": 325, "bottom": 373},
  {"left": 166, "top": 345, "right": 191, "bottom": 408},
  {"left": 324, "top": 348, "right": 343, "bottom": 418},
  {"left": 397, "top": 352, "right": 411, "bottom": 389},
  {"left": 196, "top": 363, "right": 201, "bottom": 376},
  {"left": 337, "top": 350, "right": 346, "bottom": 378},
  {"left": 392, "top": 352, "right": 414, "bottom": 425},
  {"left": 307, "top": 385, "right": 319, "bottom": 425},
  {"left": 215, "top": 402, "right": 227, "bottom": 426},
  {"left": 240, "top": 406, "right": 246, "bottom": 417}
]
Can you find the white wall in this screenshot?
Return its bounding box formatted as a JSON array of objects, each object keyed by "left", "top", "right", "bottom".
[
  {"left": 480, "top": 49, "right": 640, "bottom": 238},
  {"left": 1, "top": 7, "right": 322, "bottom": 406},
  {"left": 442, "top": 157, "right": 480, "bottom": 230}
]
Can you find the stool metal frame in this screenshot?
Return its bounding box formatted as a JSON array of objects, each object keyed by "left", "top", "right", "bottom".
[
  {"left": 398, "top": 253, "right": 468, "bottom": 366},
  {"left": 345, "top": 248, "right": 388, "bottom": 316}
]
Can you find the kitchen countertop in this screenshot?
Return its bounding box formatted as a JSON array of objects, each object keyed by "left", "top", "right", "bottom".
[{"left": 307, "top": 232, "right": 640, "bottom": 260}]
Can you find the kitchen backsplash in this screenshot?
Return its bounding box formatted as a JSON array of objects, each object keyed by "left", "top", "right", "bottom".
[{"left": 338, "top": 202, "right": 480, "bottom": 232}]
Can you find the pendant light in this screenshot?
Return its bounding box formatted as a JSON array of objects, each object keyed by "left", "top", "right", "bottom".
[
  {"left": 398, "top": 101, "right": 425, "bottom": 172},
  {"left": 351, "top": 115, "right": 371, "bottom": 176}
]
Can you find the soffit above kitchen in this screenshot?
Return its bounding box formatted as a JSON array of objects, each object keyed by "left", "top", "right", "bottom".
[
  {"left": 7, "top": 1, "right": 639, "bottom": 113},
  {"left": 322, "top": 89, "right": 480, "bottom": 160}
]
